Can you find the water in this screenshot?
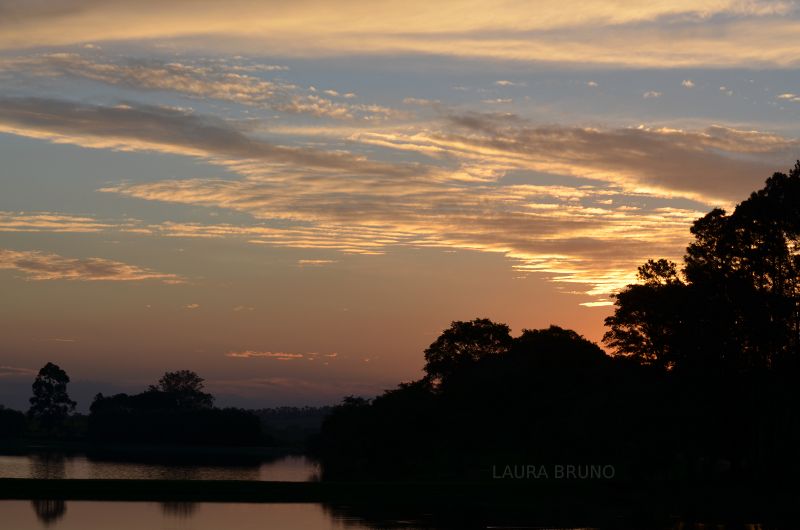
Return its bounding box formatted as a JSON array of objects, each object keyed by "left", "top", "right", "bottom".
[
  {"left": 0, "top": 454, "right": 318, "bottom": 481},
  {"left": 0, "top": 501, "right": 402, "bottom": 529},
  {"left": 0, "top": 500, "right": 778, "bottom": 529}
]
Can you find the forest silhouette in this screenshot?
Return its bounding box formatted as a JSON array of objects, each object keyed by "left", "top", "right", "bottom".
[{"left": 314, "top": 162, "right": 800, "bottom": 482}]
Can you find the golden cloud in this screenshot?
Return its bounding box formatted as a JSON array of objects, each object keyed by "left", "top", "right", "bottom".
[{"left": 0, "top": 247, "right": 182, "bottom": 282}]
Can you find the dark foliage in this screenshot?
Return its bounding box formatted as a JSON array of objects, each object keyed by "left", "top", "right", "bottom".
[
  {"left": 28, "top": 362, "right": 76, "bottom": 433},
  {"left": 89, "top": 370, "right": 261, "bottom": 445},
  {"left": 149, "top": 370, "right": 214, "bottom": 409},
  {"left": 254, "top": 406, "right": 332, "bottom": 447},
  {"left": 605, "top": 162, "right": 800, "bottom": 374},
  {"left": 0, "top": 405, "right": 25, "bottom": 439}
]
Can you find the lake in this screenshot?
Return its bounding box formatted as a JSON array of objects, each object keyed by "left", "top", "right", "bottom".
[
  {"left": 0, "top": 453, "right": 318, "bottom": 481},
  {"left": 0, "top": 501, "right": 427, "bottom": 529}
]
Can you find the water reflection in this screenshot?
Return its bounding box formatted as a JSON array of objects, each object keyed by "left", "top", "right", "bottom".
[
  {"left": 0, "top": 500, "right": 785, "bottom": 530},
  {"left": 29, "top": 453, "right": 66, "bottom": 479},
  {"left": 160, "top": 501, "right": 198, "bottom": 518},
  {"left": 0, "top": 453, "right": 317, "bottom": 481},
  {"left": 30, "top": 500, "right": 66, "bottom": 526}
]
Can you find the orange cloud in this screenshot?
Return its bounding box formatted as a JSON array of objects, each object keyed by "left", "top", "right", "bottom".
[
  {"left": 225, "top": 350, "right": 337, "bottom": 361},
  {"left": 0, "top": 247, "right": 182, "bottom": 282}
]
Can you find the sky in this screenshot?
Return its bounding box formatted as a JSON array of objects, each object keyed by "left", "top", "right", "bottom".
[{"left": 2, "top": 0, "right": 800, "bottom": 410}]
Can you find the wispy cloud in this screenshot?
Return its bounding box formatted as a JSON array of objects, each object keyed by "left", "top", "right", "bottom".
[
  {"left": 297, "top": 259, "right": 337, "bottom": 266},
  {"left": 0, "top": 211, "right": 117, "bottom": 233},
  {"left": 225, "top": 350, "right": 337, "bottom": 361},
  {"left": 0, "top": 365, "right": 37, "bottom": 378},
  {"left": 1, "top": 53, "right": 400, "bottom": 120},
  {"left": 0, "top": 247, "right": 182, "bottom": 282},
  {"left": 0, "top": 98, "right": 422, "bottom": 179}
]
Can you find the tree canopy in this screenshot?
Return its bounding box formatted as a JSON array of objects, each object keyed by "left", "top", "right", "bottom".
[
  {"left": 28, "top": 362, "right": 76, "bottom": 431},
  {"left": 149, "top": 369, "right": 214, "bottom": 409},
  {"left": 423, "top": 318, "right": 512, "bottom": 384},
  {"left": 604, "top": 162, "right": 800, "bottom": 375}
]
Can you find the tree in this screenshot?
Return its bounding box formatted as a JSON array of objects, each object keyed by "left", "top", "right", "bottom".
[
  {"left": 0, "top": 405, "right": 26, "bottom": 439},
  {"left": 149, "top": 370, "right": 214, "bottom": 409},
  {"left": 28, "top": 362, "right": 76, "bottom": 431},
  {"left": 423, "top": 318, "right": 512, "bottom": 384},
  {"left": 605, "top": 162, "right": 800, "bottom": 373}
]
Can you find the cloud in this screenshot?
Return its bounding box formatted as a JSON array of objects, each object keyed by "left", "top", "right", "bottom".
[
  {"left": 586, "top": 81, "right": 599, "bottom": 87},
  {"left": 720, "top": 86, "right": 734, "bottom": 96},
  {"left": 0, "top": 53, "right": 398, "bottom": 120},
  {"left": 0, "top": 98, "right": 422, "bottom": 180},
  {"left": 579, "top": 300, "right": 614, "bottom": 307},
  {"left": 777, "top": 93, "right": 800, "bottom": 102},
  {"left": 0, "top": 247, "right": 182, "bottom": 282},
  {"left": 184, "top": 303, "right": 200, "bottom": 309},
  {"left": 495, "top": 80, "right": 525, "bottom": 87},
  {"left": 0, "top": 1, "right": 797, "bottom": 68},
  {"left": 360, "top": 114, "right": 796, "bottom": 203},
  {"left": 0, "top": 365, "right": 37, "bottom": 378},
  {"left": 99, "top": 112, "right": 792, "bottom": 295},
  {"left": 0, "top": 211, "right": 128, "bottom": 233},
  {"left": 681, "top": 79, "right": 695, "bottom": 88},
  {"left": 225, "top": 350, "right": 337, "bottom": 361},
  {"left": 643, "top": 91, "right": 662, "bottom": 99},
  {"left": 297, "top": 259, "right": 337, "bottom": 266},
  {"left": 1, "top": 98, "right": 794, "bottom": 297}
]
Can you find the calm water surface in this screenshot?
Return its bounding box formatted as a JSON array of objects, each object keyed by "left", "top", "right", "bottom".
[
  {"left": 0, "top": 454, "right": 317, "bottom": 481},
  {"left": 0, "top": 500, "right": 775, "bottom": 530},
  {"left": 0, "top": 501, "right": 415, "bottom": 529}
]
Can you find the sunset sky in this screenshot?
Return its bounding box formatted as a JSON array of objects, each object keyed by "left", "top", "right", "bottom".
[{"left": 2, "top": 0, "right": 800, "bottom": 409}]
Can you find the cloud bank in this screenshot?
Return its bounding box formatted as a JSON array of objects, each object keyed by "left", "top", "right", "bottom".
[{"left": 0, "top": 1, "right": 797, "bottom": 68}]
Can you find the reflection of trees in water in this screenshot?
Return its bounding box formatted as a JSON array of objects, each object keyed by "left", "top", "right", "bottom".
[
  {"left": 160, "top": 502, "right": 198, "bottom": 518},
  {"left": 29, "top": 453, "right": 66, "bottom": 479},
  {"left": 31, "top": 500, "right": 66, "bottom": 526}
]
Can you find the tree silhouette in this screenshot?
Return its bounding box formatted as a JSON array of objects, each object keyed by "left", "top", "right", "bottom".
[
  {"left": 423, "top": 318, "right": 512, "bottom": 384},
  {"left": 605, "top": 162, "right": 800, "bottom": 374},
  {"left": 28, "top": 362, "right": 76, "bottom": 432},
  {"left": 149, "top": 369, "right": 214, "bottom": 409}
]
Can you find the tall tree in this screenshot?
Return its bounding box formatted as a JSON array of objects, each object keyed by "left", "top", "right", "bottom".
[
  {"left": 28, "top": 362, "right": 76, "bottom": 431},
  {"left": 605, "top": 163, "right": 800, "bottom": 373}
]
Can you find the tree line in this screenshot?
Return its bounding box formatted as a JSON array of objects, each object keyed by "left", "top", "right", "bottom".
[{"left": 1, "top": 367, "right": 261, "bottom": 445}]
